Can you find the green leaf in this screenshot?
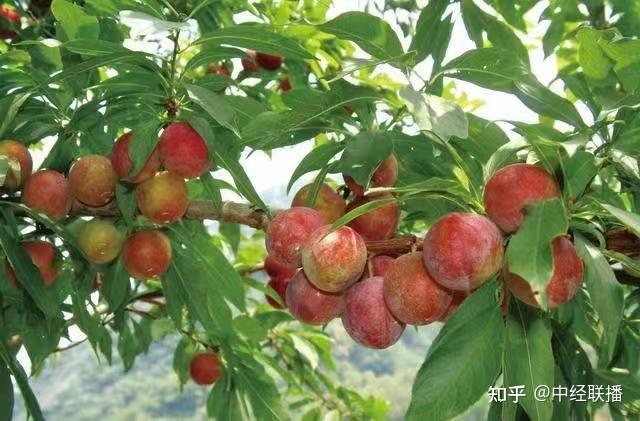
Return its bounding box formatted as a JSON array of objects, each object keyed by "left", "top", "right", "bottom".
[
  {"left": 196, "top": 25, "right": 313, "bottom": 60},
  {"left": 63, "top": 39, "right": 128, "bottom": 56},
  {"left": 219, "top": 222, "right": 240, "bottom": 254},
  {"left": 0, "top": 360, "right": 13, "bottom": 421},
  {"left": 52, "top": 0, "right": 100, "bottom": 41},
  {"left": 400, "top": 87, "right": 469, "bottom": 140},
  {"left": 184, "top": 46, "right": 246, "bottom": 74},
  {"left": 338, "top": 132, "right": 393, "bottom": 188},
  {"left": 115, "top": 182, "right": 136, "bottom": 227},
  {"left": 234, "top": 354, "right": 288, "bottom": 420},
  {"left": 173, "top": 336, "right": 196, "bottom": 390},
  {"left": 563, "top": 151, "right": 597, "bottom": 203},
  {"left": 602, "top": 204, "right": 640, "bottom": 237},
  {"left": 0, "top": 342, "right": 44, "bottom": 421},
  {"left": 126, "top": 120, "right": 161, "bottom": 178},
  {"left": 406, "top": 280, "right": 504, "bottom": 420},
  {"left": 287, "top": 142, "right": 344, "bottom": 193},
  {"left": 207, "top": 372, "right": 244, "bottom": 420},
  {"left": 200, "top": 172, "right": 223, "bottom": 214},
  {"left": 409, "top": 0, "right": 449, "bottom": 65},
  {"left": 506, "top": 199, "right": 568, "bottom": 309},
  {"left": 331, "top": 196, "right": 397, "bottom": 230},
  {"left": 574, "top": 235, "right": 624, "bottom": 366},
  {"left": 50, "top": 51, "right": 159, "bottom": 82},
  {"left": 503, "top": 300, "right": 554, "bottom": 421},
  {"left": 594, "top": 369, "right": 640, "bottom": 404},
  {"left": 318, "top": 12, "right": 404, "bottom": 63},
  {"left": 186, "top": 84, "right": 241, "bottom": 137},
  {"left": 102, "top": 255, "right": 131, "bottom": 311},
  {"left": 289, "top": 334, "right": 319, "bottom": 370},
  {"left": 576, "top": 28, "right": 613, "bottom": 80},
  {"left": 513, "top": 75, "right": 584, "bottom": 128},
  {"left": 0, "top": 93, "right": 31, "bottom": 138}
]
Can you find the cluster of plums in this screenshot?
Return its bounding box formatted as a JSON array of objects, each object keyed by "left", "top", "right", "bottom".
[
  {"left": 207, "top": 50, "right": 293, "bottom": 92},
  {"left": 0, "top": 121, "right": 212, "bottom": 287},
  {"left": 263, "top": 161, "right": 585, "bottom": 349}
]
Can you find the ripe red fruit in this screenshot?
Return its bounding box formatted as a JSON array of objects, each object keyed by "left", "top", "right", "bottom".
[
  {"left": 423, "top": 213, "right": 503, "bottom": 291},
  {"left": 285, "top": 270, "right": 345, "bottom": 325},
  {"left": 344, "top": 154, "right": 398, "bottom": 196},
  {"left": 189, "top": 353, "right": 222, "bottom": 386},
  {"left": 383, "top": 252, "right": 453, "bottom": 325},
  {"left": 266, "top": 276, "right": 290, "bottom": 309},
  {"left": 6, "top": 241, "right": 59, "bottom": 287},
  {"left": 122, "top": 230, "right": 171, "bottom": 279},
  {"left": 111, "top": 132, "right": 161, "bottom": 184},
  {"left": 291, "top": 183, "right": 346, "bottom": 224},
  {"left": 255, "top": 52, "right": 283, "bottom": 71},
  {"left": 342, "top": 276, "right": 405, "bottom": 349},
  {"left": 69, "top": 155, "right": 117, "bottom": 207},
  {"left": 483, "top": 163, "right": 561, "bottom": 233},
  {"left": 136, "top": 171, "right": 188, "bottom": 224},
  {"left": 437, "top": 290, "right": 469, "bottom": 322},
  {"left": 301, "top": 225, "right": 367, "bottom": 292},
  {"left": 507, "top": 236, "right": 584, "bottom": 309},
  {"left": 280, "top": 76, "right": 292, "bottom": 92},
  {"left": 264, "top": 255, "right": 297, "bottom": 279},
  {"left": 77, "top": 219, "right": 123, "bottom": 264},
  {"left": 22, "top": 170, "right": 72, "bottom": 220},
  {"left": 0, "top": 140, "right": 32, "bottom": 191},
  {"left": 265, "top": 207, "right": 326, "bottom": 268},
  {"left": 0, "top": 6, "right": 19, "bottom": 39},
  {"left": 241, "top": 50, "right": 259, "bottom": 72},
  {"left": 158, "top": 122, "right": 210, "bottom": 179},
  {"left": 206, "top": 63, "right": 230, "bottom": 76},
  {"left": 363, "top": 255, "right": 395, "bottom": 278},
  {"left": 346, "top": 193, "right": 399, "bottom": 241}
]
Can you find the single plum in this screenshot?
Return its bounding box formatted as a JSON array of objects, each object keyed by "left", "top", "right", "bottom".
[
  {"left": 242, "top": 50, "right": 259, "bottom": 72},
  {"left": 111, "top": 132, "right": 161, "bottom": 184},
  {"left": 69, "top": 155, "right": 117, "bottom": 207},
  {"left": 507, "top": 236, "right": 584, "bottom": 309},
  {"left": 346, "top": 194, "right": 399, "bottom": 241},
  {"left": 383, "top": 252, "right": 453, "bottom": 325},
  {"left": 22, "top": 170, "right": 72, "bottom": 220},
  {"left": 285, "top": 270, "right": 344, "bottom": 325},
  {"left": 266, "top": 276, "right": 290, "bottom": 309},
  {"left": 122, "top": 230, "right": 171, "bottom": 279},
  {"left": 136, "top": 171, "right": 188, "bottom": 224},
  {"left": 6, "top": 241, "right": 59, "bottom": 287},
  {"left": 280, "top": 76, "right": 292, "bottom": 92},
  {"left": 255, "top": 52, "right": 283, "bottom": 70},
  {"left": 342, "top": 276, "right": 405, "bottom": 349},
  {"left": 206, "top": 63, "right": 230, "bottom": 76},
  {"left": 264, "top": 255, "right": 297, "bottom": 279},
  {"left": 483, "top": 163, "right": 560, "bottom": 233},
  {"left": 0, "top": 6, "right": 19, "bottom": 39},
  {"left": 423, "top": 212, "right": 503, "bottom": 291},
  {"left": 291, "top": 183, "right": 346, "bottom": 224},
  {"left": 158, "top": 122, "right": 210, "bottom": 179},
  {"left": 301, "top": 225, "right": 367, "bottom": 292},
  {"left": 344, "top": 154, "right": 398, "bottom": 196},
  {"left": 0, "top": 140, "right": 32, "bottom": 191},
  {"left": 77, "top": 219, "right": 123, "bottom": 264},
  {"left": 189, "top": 353, "right": 223, "bottom": 385},
  {"left": 265, "top": 207, "right": 326, "bottom": 268}
]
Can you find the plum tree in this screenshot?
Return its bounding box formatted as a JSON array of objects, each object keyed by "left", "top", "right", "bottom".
[
  {"left": 189, "top": 353, "right": 223, "bottom": 386},
  {"left": 346, "top": 194, "right": 399, "bottom": 241},
  {"left": 291, "top": 183, "right": 346, "bottom": 224},
  {"left": 111, "top": 132, "right": 161, "bottom": 184},
  {"left": 383, "top": 252, "right": 453, "bottom": 325},
  {"left": 255, "top": 52, "right": 283, "bottom": 70},
  {"left": 266, "top": 276, "right": 290, "bottom": 309},
  {"left": 507, "top": 236, "right": 584, "bottom": 309},
  {"left": 122, "top": 230, "right": 171, "bottom": 279},
  {"left": 0, "top": 140, "right": 32, "bottom": 191},
  {"left": 344, "top": 154, "right": 398, "bottom": 196},
  {"left": 6, "top": 241, "right": 59, "bottom": 287},
  {"left": 77, "top": 220, "right": 123, "bottom": 264},
  {"left": 265, "top": 207, "right": 326, "bottom": 268},
  {"left": 423, "top": 213, "right": 503, "bottom": 291},
  {"left": 285, "top": 270, "right": 344, "bottom": 325},
  {"left": 69, "top": 155, "right": 117, "bottom": 207},
  {"left": 301, "top": 225, "right": 367, "bottom": 292},
  {"left": 483, "top": 163, "right": 560, "bottom": 233},
  {"left": 158, "top": 122, "right": 210, "bottom": 179},
  {"left": 136, "top": 171, "right": 188, "bottom": 224},
  {"left": 22, "top": 170, "right": 72, "bottom": 220},
  {"left": 341, "top": 276, "right": 405, "bottom": 349}
]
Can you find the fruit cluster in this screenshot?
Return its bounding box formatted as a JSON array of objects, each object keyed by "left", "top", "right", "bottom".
[
  {"left": 263, "top": 162, "right": 585, "bottom": 349},
  {"left": 0, "top": 121, "right": 211, "bottom": 288}
]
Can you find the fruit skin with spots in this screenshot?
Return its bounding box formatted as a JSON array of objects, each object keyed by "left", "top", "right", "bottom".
[
  {"left": 423, "top": 212, "right": 503, "bottom": 291},
  {"left": 0, "top": 140, "right": 32, "bottom": 191},
  {"left": 22, "top": 170, "right": 73, "bottom": 220},
  {"left": 291, "top": 183, "right": 346, "bottom": 224},
  {"left": 77, "top": 219, "right": 123, "bottom": 264},
  {"left": 70, "top": 155, "right": 117, "bottom": 207},
  {"left": 189, "top": 353, "right": 223, "bottom": 386},
  {"left": 264, "top": 255, "right": 297, "bottom": 279},
  {"left": 301, "top": 225, "right": 367, "bottom": 293},
  {"left": 158, "top": 122, "right": 210, "bottom": 179},
  {"left": 136, "top": 171, "right": 188, "bottom": 224},
  {"left": 483, "top": 163, "right": 561, "bottom": 233},
  {"left": 285, "top": 270, "right": 344, "bottom": 325},
  {"left": 346, "top": 193, "right": 399, "bottom": 241},
  {"left": 255, "top": 52, "right": 283, "bottom": 70},
  {"left": 344, "top": 154, "right": 398, "bottom": 196},
  {"left": 6, "top": 241, "right": 59, "bottom": 287},
  {"left": 342, "top": 276, "right": 405, "bottom": 349},
  {"left": 506, "top": 236, "right": 584, "bottom": 309},
  {"left": 111, "top": 132, "right": 161, "bottom": 184},
  {"left": 383, "top": 252, "right": 453, "bottom": 325},
  {"left": 266, "top": 276, "right": 290, "bottom": 309},
  {"left": 265, "top": 207, "right": 326, "bottom": 268},
  {"left": 122, "top": 230, "right": 171, "bottom": 279}
]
